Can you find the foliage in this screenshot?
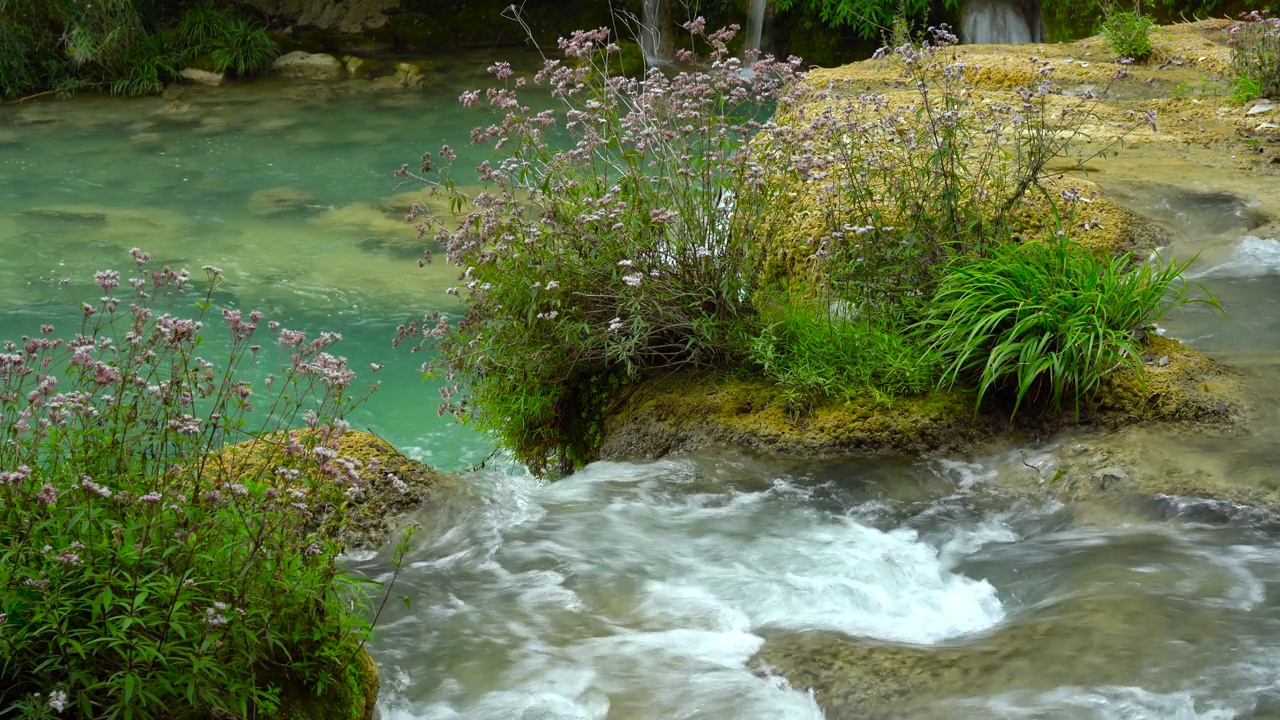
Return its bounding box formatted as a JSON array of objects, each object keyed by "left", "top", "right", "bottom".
[
  {"left": 919, "top": 237, "right": 1218, "bottom": 414},
  {"left": 766, "top": 25, "right": 1152, "bottom": 311},
  {"left": 748, "top": 294, "right": 940, "bottom": 409},
  {"left": 0, "top": 251, "right": 396, "bottom": 717},
  {"left": 397, "top": 23, "right": 804, "bottom": 475},
  {"left": 0, "top": 0, "right": 276, "bottom": 98},
  {"left": 772, "top": 0, "right": 959, "bottom": 39},
  {"left": 1228, "top": 10, "right": 1280, "bottom": 102},
  {"left": 209, "top": 18, "right": 279, "bottom": 77},
  {"left": 1099, "top": 4, "right": 1157, "bottom": 61}
]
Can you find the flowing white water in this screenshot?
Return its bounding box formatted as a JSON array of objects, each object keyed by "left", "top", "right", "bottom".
[
  {"left": 746, "top": 0, "right": 768, "bottom": 55},
  {"left": 640, "top": 0, "right": 668, "bottom": 66},
  {"left": 363, "top": 458, "right": 1011, "bottom": 718},
  {"left": 1191, "top": 235, "right": 1280, "bottom": 278},
  {"left": 961, "top": 0, "right": 1043, "bottom": 44}
]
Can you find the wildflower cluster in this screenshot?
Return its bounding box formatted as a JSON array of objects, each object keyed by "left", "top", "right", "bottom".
[
  {"left": 762, "top": 26, "right": 1148, "bottom": 308},
  {"left": 1228, "top": 10, "right": 1280, "bottom": 103},
  {"left": 0, "top": 252, "right": 389, "bottom": 717},
  {"left": 401, "top": 19, "right": 1202, "bottom": 471},
  {"left": 399, "top": 21, "right": 804, "bottom": 474}
]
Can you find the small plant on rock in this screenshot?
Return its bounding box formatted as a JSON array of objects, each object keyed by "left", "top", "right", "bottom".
[
  {"left": 919, "top": 236, "right": 1218, "bottom": 414},
  {"left": 1099, "top": 3, "right": 1158, "bottom": 61},
  {"left": 1228, "top": 9, "right": 1280, "bottom": 102}
]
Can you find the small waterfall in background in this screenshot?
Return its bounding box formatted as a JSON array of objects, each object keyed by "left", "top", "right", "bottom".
[
  {"left": 746, "top": 0, "right": 768, "bottom": 54},
  {"left": 640, "top": 0, "right": 672, "bottom": 65},
  {"left": 961, "top": 0, "right": 1045, "bottom": 44}
]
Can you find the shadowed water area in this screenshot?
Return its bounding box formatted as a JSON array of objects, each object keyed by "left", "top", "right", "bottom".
[{"left": 4, "top": 56, "right": 1280, "bottom": 720}]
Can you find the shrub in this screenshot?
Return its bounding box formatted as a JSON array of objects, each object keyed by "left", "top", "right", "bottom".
[
  {"left": 209, "top": 18, "right": 279, "bottom": 77},
  {"left": 0, "top": 251, "right": 395, "bottom": 717},
  {"left": 1099, "top": 4, "right": 1157, "bottom": 61},
  {"left": 765, "top": 25, "right": 1151, "bottom": 311},
  {"left": 1228, "top": 10, "right": 1280, "bottom": 102},
  {"left": 398, "top": 22, "right": 804, "bottom": 475},
  {"left": 919, "top": 237, "right": 1217, "bottom": 414},
  {"left": 772, "top": 0, "right": 960, "bottom": 40},
  {"left": 0, "top": 0, "right": 277, "bottom": 98}
]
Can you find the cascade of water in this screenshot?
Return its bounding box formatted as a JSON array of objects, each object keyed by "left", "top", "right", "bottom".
[
  {"left": 961, "top": 0, "right": 1045, "bottom": 44},
  {"left": 746, "top": 0, "right": 768, "bottom": 54},
  {"left": 640, "top": 0, "right": 670, "bottom": 66}
]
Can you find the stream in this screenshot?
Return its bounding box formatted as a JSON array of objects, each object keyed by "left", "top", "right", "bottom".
[{"left": 3, "top": 57, "right": 1280, "bottom": 720}]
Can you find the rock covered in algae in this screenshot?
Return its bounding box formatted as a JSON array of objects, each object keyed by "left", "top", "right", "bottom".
[
  {"left": 248, "top": 186, "right": 316, "bottom": 216},
  {"left": 599, "top": 334, "right": 1244, "bottom": 463},
  {"left": 207, "top": 430, "right": 450, "bottom": 549}
]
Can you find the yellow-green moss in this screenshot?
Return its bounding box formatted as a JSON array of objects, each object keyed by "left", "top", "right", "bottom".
[
  {"left": 272, "top": 639, "right": 380, "bottom": 720},
  {"left": 207, "top": 430, "right": 451, "bottom": 548},
  {"left": 600, "top": 371, "right": 1005, "bottom": 460},
  {"left": 600, "top": 335, "right": 1243, "bottom": 462}
]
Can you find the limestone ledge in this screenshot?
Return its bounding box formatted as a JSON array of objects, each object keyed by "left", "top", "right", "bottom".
[
  {"left": 208, "top": 429, "right": 451, "bottom": 549},
  {"left": 599, "top": 335, "right": 1245, "bottom": 463}
]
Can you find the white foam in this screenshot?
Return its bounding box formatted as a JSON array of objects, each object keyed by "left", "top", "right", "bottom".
[
  {"left": 952, "top": 685, "right": 1237, "bottom": 720},
  {"left": 1191, "top": 235, "right": 1280, "bottom": 278},
  {"left": 373, "top": 457, "right": 1005, "bottom": 718},
  {"left": 643, "top": 517, "right": 1005, "bottom": 644}
]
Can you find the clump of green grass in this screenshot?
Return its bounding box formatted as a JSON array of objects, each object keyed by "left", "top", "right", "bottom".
[
  {"left": 748, "top": 293, "right": 940, "bottom": 409},
  {"left": 1100, "top": 4, "right": 1157, "bottom": 61},
  {"left": 919, "top": 237, "right": 1218, "bottom": 415}
]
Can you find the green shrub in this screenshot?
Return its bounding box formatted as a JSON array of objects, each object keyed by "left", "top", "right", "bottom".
[
  {"left": 919, "top": 237, "right": 1217, "bottom": 414},
  {"left": 0, "top": 253, "right": 397, "bottom": 717},
  {"left": 1100, "top": 4, "right": 1157, "bottom": 61},
  {"left": 772, "top": 0, "right": 959, "bottom": 40},
  {"left": 1229, "top": 10, "right": 1280, "bottom": 102},
  {"left": 399, "top": 24, "right": 805, "bottom": 475},
  {"left": 768, "top": 26, "right": 1150, "bottom": 310},
  {"left": 748, "top": 294, "right": 940, "bottom": 409},
  {"left": 209, "top": 18, "right": 278, "bottom": 77},
  {"left": 0, "top": 0, "right": 277, "bottom": 98}
]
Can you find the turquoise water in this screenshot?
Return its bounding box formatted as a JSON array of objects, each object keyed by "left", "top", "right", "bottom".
[{"left": 0, "top": 53, "right": 549, "bottom": 470}]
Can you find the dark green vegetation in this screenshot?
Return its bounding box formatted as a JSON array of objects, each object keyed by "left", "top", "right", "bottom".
[
  {"left": 1099, "top": 4, "right": 1158, "bottom": 60},
  {"left": 0, "top": 261, "right": 397, "bottom": 718},
  {"left": 0, "top": 0, "right": 275, "bottom": 98},
  {"left": 922, "top": 238, "right": 1215, "bottom": 414},
  {"left": 401, "top": 23, "right": 1215, "bottom": 476}
]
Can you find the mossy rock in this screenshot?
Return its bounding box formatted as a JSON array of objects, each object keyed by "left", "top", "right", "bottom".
[
  {"left": 753, "top": 583, "right": 1231, "bottom": 719},
  {"left": 207, "top": 430, "right": 451, "bottom": 549},
  {"left": 272, "top": 639, "right": 380, "bottom": 720},
  {"left": 600, "top": 371, "right": 1005, "bottom": 460},
  {"left": 598, "top": 335, "right": 1244, "bottom": 462}
]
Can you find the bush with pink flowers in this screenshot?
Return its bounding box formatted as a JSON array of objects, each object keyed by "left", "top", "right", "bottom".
[{"left": 0, "top": 251, "right": 397, "bottom": 718}]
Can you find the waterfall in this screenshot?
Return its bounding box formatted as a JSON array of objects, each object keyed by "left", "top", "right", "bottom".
[
  {"left": 961, "top": 0, "right": 1045, "bottom": 44},
  {"left": 746, "top": 0, "right": 767, "bottom": 54},
  {"left": 640, "top": 0, "right": 671, "bottom": 66}
]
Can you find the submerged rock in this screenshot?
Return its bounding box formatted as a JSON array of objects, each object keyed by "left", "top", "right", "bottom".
[
  {"left": 248, "top": 186, "right": 315, "bottom": 216},
  {"left": 273, "top": 50, "right": 346, "bottom": 81},
  {"left": 754, "top": 588, "right": 1231, "bottom": 719}
]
